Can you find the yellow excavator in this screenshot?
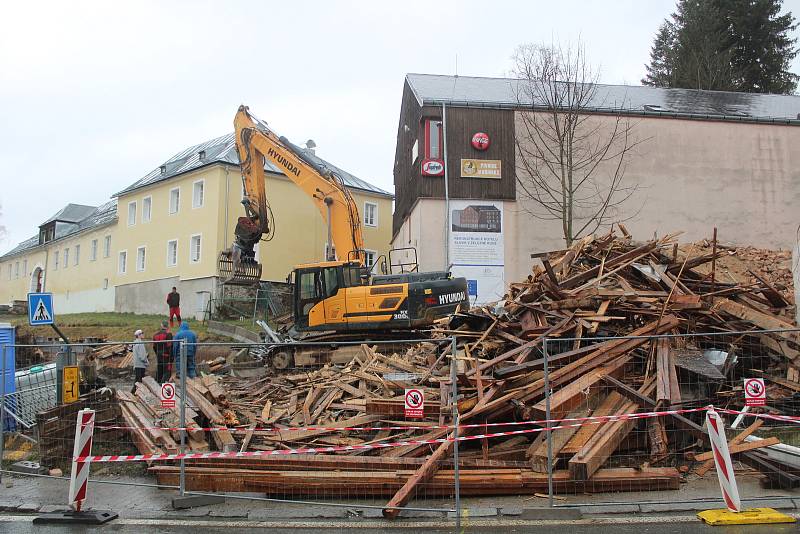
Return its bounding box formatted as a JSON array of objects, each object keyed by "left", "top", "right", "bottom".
[{"left": 219, "top": 106, "right": 468, "bottom": 350}]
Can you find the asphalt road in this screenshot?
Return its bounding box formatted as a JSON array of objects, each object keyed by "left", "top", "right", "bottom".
[{"left": 0, "top": 515, "right": 799, "bottom": 533}]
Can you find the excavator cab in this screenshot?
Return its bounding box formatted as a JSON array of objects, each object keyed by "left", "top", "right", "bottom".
[{"left": 292, "top": 261, "right": 367, "bottom": 330}]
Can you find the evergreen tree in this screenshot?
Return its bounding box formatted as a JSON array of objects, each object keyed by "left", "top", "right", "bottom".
[
  {"left": 671, "top": 0, "right": 735, "bottom": 90},
  {"left": 643, "top": 0, "right": 798, "bottom": 94},
  {"left": 642, "top": 22, "right": 677, "bottom": 86},
  {"left": 716, "top": 0, "right": 798, "bottom": 93}
]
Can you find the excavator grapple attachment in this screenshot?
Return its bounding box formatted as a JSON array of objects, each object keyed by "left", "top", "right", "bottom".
[{"left": 218, "top": 252, "right": 262, "bottom": 285}]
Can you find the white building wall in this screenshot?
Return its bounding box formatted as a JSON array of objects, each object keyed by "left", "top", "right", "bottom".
[{"left": 52, "top": 286, "right": 115, "bottom": 314}]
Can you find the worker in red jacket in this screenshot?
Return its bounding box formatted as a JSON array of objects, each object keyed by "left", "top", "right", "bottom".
[{"left": 167, "top": 286, "right": 181, "bottom": 328}]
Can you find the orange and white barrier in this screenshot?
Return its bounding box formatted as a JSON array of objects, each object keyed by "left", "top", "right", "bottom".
[
  {"left": 706, "top": 407, "right": 741, "bottom": 513},
  {"left": 68, "top": 409, "right": 95, "bottom": 512}
]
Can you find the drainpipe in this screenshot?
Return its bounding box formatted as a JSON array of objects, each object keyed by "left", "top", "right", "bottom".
[
  {"left": 442, "top": 103, "right": 450, "bottom": 271},
  {"left": 223, "top": 166, "right": 230, "bottom": 250},
  {"left": 42, "top": 249, "right": 49, "bottom": 291}
]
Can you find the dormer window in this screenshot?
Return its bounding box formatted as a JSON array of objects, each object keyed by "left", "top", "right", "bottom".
[{"left": 160, "top": 165, "right": 167, "bottom": 175}]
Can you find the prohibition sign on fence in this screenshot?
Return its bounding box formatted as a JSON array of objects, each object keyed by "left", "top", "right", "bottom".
[
  {"left": 743, "top": 378, "right": 766, "bottom": 407},
  {"left": 160, "top": 382, "right": 176, "bottom": 409},
  {"left": 404, "top": 388, "right": 424, "bottom": 418}
]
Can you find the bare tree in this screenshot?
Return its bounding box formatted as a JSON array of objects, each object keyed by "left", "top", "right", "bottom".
[
  {"left": 512, "top": 42, "right": 645, "bottom": 246},
  {"left": 0, "top": 203, "right": 6, "bottom": 243}
]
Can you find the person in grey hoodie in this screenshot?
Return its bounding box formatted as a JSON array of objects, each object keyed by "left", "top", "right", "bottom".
[{"left": 131, "top": 329, "right": 149, "bottom": 393}]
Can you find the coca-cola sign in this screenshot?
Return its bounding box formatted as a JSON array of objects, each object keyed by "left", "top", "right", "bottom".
[
  {"left": 471, "top": 132, "right": 490, "bottom": 151},
  {"left": 422, "top": 159, "right": 444, "bottom": 176}
]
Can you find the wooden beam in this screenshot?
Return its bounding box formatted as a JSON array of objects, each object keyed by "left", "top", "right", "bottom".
[
  {"left": 528, "top": 408, "right": 587, "bottom": 472},
  {"left": 568, "top": 379, "right": 655, "bottom": 480},
  {"left": 383, "top": 434, "right": 454, "bottom": 518},
  {"left": 694, "top": 437, "right": 780, "bottom": 462}
]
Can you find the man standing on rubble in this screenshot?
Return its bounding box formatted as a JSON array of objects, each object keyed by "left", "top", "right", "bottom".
[
  {"left": 152, "top": 320, "right": 173, "bottom": 383},
  {"left": 172, "top": 320, "right": 198, "bottom": 379},
  {"left": 166, "top": 286, "right": 181, "bottom": 328},
  {"left": 131, "top": 329, "right": 149, "bottom": 393}
]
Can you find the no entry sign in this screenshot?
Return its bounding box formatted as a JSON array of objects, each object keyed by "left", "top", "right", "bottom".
[
  {"left": 160, "top": 382, "right": 177, "bottom": 409},
  {"left": 744, "top": 378, "right": 766, "bottom": 407},
  {"left": 404, "top": 388, "right": 424, "bottom": 418}
]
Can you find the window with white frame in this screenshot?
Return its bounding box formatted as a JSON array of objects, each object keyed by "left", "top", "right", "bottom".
[
  {"left": 136, "top": 246, "right": 146, "bottom": 272},
  {"left": 74, "top": 244, "right": 80, "bottom": 265},
  {"left": 127, "top": 201, "right": 136, "bottom": 226},
  {"left": 14, "top": 261, "right": 19, "bottom": 278},
  {"left": 54, "top": 250, "right": 59, "bottom": 270},
  {"left": 192, "top": 180, "right": 204, "bottom": 208},
  {"left": 167, "top": 239, "right": 178, "bottom": 267},
  {"left": 22, "top": 260, "right": 27, "bottom": 276},
  {"left": 364, "top": 250, "right": 376, "bottom": 268},
  {"left": 63, "top": 248, "right": 69, "bottom": 268},
  {"left": 169, "top": 188, "right": 180, "bottom": 214},
  {"left": 142, "top": 196, "right": 152, "bottom": 223},
  {"left": 103, "top": 235, "right": 111, "bottom": 258},
  {"left": 90, "top": 239, "right": 98, "bottom": 261},
  {"left": 118, "top": 250, "right": 127, "bottom": 274},
  {"left": 6, "top": 265, "right": 10, "bottom": 280},
  {"left": 364, "top": 202, "right": 377, "bottom": 227},
  {"left": 190, "top": 234, "right": 201, "bottom": 263}
]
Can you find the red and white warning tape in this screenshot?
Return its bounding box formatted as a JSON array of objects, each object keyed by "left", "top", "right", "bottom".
[
  {"left": 716, "top": 408, "right": 800, "bottom": 425},
  {"left": 92, "top": 406, "right": 709, "bottom": 435},
  {"left": 77, "top": 406, "right": 709, "bottom": 463}
]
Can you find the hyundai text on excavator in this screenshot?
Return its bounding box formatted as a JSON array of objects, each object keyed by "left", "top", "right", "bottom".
[{"left": 219, "top": 106, "right": 468, "bottom": 367}]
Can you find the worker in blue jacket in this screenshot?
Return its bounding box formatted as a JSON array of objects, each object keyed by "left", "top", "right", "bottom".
[{"left": 172, "top": 320, "right": 198, "bottom": 379}]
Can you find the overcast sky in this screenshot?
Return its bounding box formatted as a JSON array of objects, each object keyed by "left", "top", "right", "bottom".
[{"left": 1, "top": 0, "right": 799, "bottom": 254}]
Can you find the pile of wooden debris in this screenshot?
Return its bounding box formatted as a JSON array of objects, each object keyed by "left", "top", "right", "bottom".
[{"left": 110, "top": 229, "right": 799, "bottom": 513}]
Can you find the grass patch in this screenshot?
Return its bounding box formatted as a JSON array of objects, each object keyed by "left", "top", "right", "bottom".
[{"left": 0, "top": 312, "right": 223, "bottom": 344}]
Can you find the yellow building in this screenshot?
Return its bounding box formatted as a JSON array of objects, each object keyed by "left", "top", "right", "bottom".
[{"left": 1, "top": 133, "right": 393, "bottom": 318}]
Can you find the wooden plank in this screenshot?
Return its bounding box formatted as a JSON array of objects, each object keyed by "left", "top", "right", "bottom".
[
  {"left": 240, "top": 423, "right": 256, "bottom": 453},
  {"left": 568, "top": 379, "right": 656, "bottom": 480},
  {"left": 529, "top": 356, "right": 630, "bottom": 419},
  {"left": 696, "top": 420, "right": 763, "bottom": 476},
  {"left": 151, "top": 466, "right": 680, "bottom": 495},
  {"left": 528, "top": 408, "right": 586, "bottom": 472},
  {"left": 561, "top": 392, "right": 628, "bottom": 455},
  {"left": 656, "top": 339, "right": 671, "bottom": 404},
  {"left": 694, "top": 437, "right": 780, "bottom": 462},
  {"left": 383, "top": 435, "right": 453, "bottom": 518},
  {"left": 712, "top": 298, "right": 796, "bottom": 338},
  {"left": 274, "top": 414, "right": 381, "bottom": 442}
]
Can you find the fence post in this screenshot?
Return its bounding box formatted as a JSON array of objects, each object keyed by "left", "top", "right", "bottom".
[
  {"left": 179, "top": 339, "right": 187, "bottom": 497},
  {"left": 0, "top": 344, "right": 6, "bottom": 483},
  {"left": 544, "top": 337, "right": 553, "bottom": 508},
  {"left": 449, "top": 336, "right": 460, "bottom": 530}
]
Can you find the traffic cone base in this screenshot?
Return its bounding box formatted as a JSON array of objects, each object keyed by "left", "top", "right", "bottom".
[{"left": 698, "top": 507, "right": 796, "bottom": 525}]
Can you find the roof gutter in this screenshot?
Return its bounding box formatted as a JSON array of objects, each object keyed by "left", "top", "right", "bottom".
[{"left": 421, "top": 100, "right": 800, "bottom": 126}]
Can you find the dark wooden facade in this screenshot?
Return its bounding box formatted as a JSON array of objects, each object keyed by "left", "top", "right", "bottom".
[{"left": 392, "top": 80, "right": 516, "bottom": 236}]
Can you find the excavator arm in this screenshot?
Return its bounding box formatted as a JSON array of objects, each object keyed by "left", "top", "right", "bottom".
[{"left": 220, "top": 105, "right": 366, "bottom": 284}]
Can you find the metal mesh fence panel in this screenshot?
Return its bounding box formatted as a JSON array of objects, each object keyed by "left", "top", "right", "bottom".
[
  {"left": 540, "top": 328, "right": 800, "bottom": 508},
  {"left": 165, "top": 338, "right": 460, "bottom": 520}
]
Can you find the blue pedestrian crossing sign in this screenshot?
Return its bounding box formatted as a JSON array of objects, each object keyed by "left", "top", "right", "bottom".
[{"left": 28, "top": 292, "right": 55, "bottom": 326}]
